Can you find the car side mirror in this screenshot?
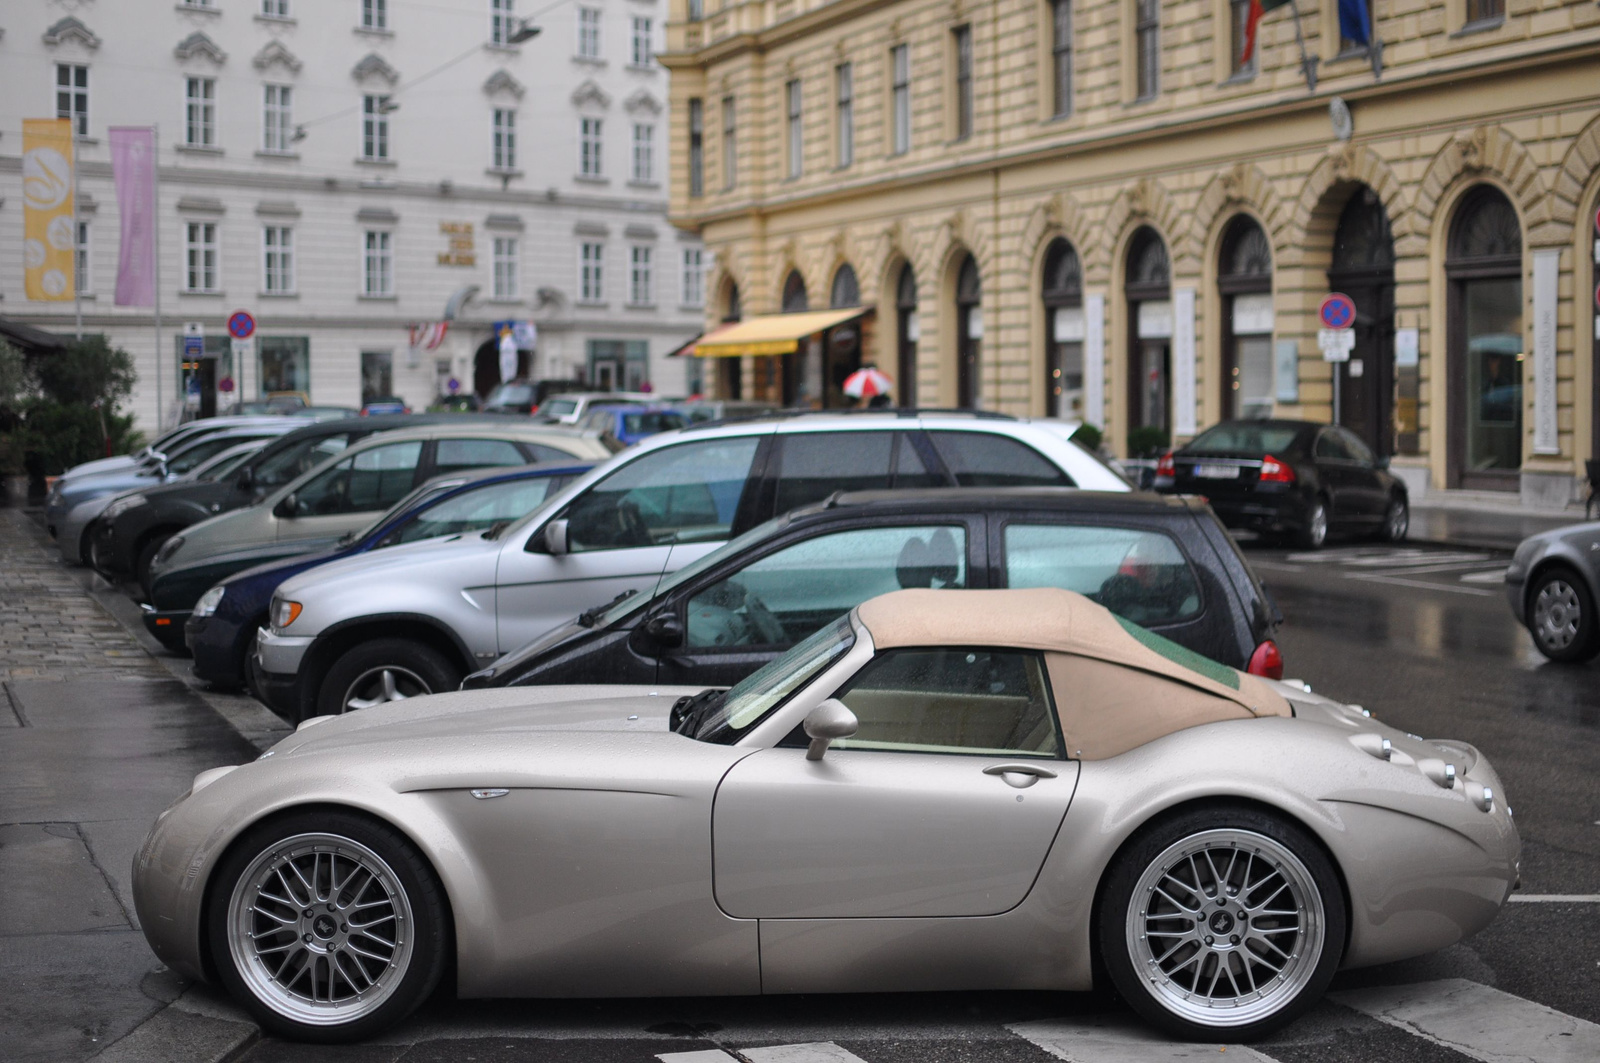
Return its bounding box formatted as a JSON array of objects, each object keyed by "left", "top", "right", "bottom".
[
  {"left": 1376, "top": 455, "right": 1391, "bottom": 470},
  {"left": 273, "top": 493, "right": 298, "bottom": 519},
  {"left": 642, "top": 612, "right": 684, "bottom": 649},
  {"left": 541, "top": 518, "right": 570, "bottom": 555},
  {"left": 156, "top": 459, "right": 170, "bottom": 478},
  {"left": 803, "top": 699, "right": 859, "bottom": 761},
  {"left": 235, "top": 466, "right": 255, "bottom": 491}
]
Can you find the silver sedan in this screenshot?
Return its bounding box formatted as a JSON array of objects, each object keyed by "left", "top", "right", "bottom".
[{"left": 132, "top": 587, "right": 1518, "bottom": 1044}]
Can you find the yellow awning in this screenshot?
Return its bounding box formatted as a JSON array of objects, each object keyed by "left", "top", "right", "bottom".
[{"left": 692, "top": 307, "right": 871, "bottom": 358}]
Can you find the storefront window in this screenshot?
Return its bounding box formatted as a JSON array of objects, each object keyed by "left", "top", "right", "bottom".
[
  {"left": 259, "top": 336, "right": 310, "bottom": 399},
  {"left": 1219, "top": 216, "right": 1273, "bottom": 421},
  {"left": 361, "top": 351, "right": 394, "bottom": 405},
  {"left": 1447, "top": 186, "right": 1522, "bottom": 487},
  {"left": 587, "top": 339, "right": 649, "bottom": 391},
  {"left": 1125, "top": 226, "right": 1171, "bottom": 455},
  {"left": 1042, "top": 238, "right": 1083, "bottom": 420}
]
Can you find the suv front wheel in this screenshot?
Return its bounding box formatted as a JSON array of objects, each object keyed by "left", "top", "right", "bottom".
[{"left": 316, "top": 638, "right": 463, "bottom": 718}]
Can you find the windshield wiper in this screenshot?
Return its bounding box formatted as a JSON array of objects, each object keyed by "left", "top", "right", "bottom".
[
  {"left": 483, "top": 519, "right": 512, "bottom": 541},
  {"left": 577, "top": 587, "right": 637, "bottom": 628},
  {"left": 337, "top": 530, "right": 357, "bottom": 546},
  {"left": 670, "top": 687, "right": 726, "bottom": 736}
]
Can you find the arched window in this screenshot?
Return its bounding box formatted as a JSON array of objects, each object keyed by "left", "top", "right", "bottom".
[
  {"left": 1328, "top": 187, "right": 1398, "bottom": 456},
  {"left": 897, "top": 263, "right": 918, "bottom": 407},
  {"left": 722, "top": 281, "right": 742, "bottom": 323},
  {"left": 1124, "top": 226, "right": 1170, "bottom": 454},
  {"left": 955, "top": 254, "right": 981, "bottom": 408},
  {"left": 1042, "top": 238, "right": 1083, "bottom": 419},
  {"left": 1218, "top": 216, "right": 1273, "bottom": 420},
  {"left": 782, "top": 270, "right": 808, "bottom": 312},
  {"left": 830, "top": 264, "right": 860, "bottom": 308},
  {"left": 1447, "top": 185, "right": 1523, "bottom": 488}
]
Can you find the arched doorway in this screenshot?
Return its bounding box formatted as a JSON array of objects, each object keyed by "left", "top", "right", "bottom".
[
  {"left": 472, "top": 337, "right": 530, "bottom": 398},
  {"left": 826, "top": 264, "right": 862, "bottom": 408},
  {"left": 1125, "top": 226, "right": 1171, "bottom": 454},
  {"left": 1328, "top": 188, "right": 1397, "bottom": 457},
  {"left": 1447, "top": 185, "right": 1523, "bottom": 490},
  {"left": 1218, "top": 216, "right": 1273, "bottom": 420},
  {"left": 955, "top": 253, "right": 981, "bottom": 408},
  {"left": 896, "top": 263, "right": 918, "bottom": 407},
  {"left": 718, "top": 280, "right": 742, "bottom": 399},
  {"left": 1042, "top": 237, "right": 1083, "bottom": 419}
]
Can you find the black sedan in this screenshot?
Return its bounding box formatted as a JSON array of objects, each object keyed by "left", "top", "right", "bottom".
[
  {"left": 464, "top": 487, "right": 1285, "bottom": 692},
  {"left": 1153, "top": 420, "right": 1409, "bottom": 549}
]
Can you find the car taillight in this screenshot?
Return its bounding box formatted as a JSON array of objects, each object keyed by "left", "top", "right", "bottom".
[
  {"left": 1259, "top": 454, "right": 1295, "bottom": 483},
  {"left": 1156, "top": 451, "right": 1175, "bottom": 478},
  {"left": 1247, "top": 639, "right": 1284, "bottom": 680}
]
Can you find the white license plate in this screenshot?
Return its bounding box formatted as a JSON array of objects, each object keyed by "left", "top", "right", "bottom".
[{"left": 1193, "top": 464, "right": 1240, "bottom": 480}]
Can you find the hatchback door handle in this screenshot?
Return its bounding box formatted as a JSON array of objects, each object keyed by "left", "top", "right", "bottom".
[{"left": 983, "top": 764, "right": 1058, "bottom": 788}]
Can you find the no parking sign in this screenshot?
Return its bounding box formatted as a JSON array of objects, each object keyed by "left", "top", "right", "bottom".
[
  {"left": 227, "top": 310, "right": 256, "bottom": 340},
  {"left": 1319, "top": 293, "right": 1356, "bottom": 330}
]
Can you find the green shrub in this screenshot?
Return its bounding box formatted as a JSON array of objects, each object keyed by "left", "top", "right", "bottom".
[
  {"left": 1126, "top": 424, "right": 1171, "bottom": 458},
  {"left": 1070, "top": 422, "right": 1103, "bottom": 452},
  {"left": 1, "top": 335, "right": 142, "bottom": 477}
]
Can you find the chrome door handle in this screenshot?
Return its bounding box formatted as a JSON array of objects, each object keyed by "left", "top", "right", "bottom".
[{"left": 983, "top": 764, "right": 1058, "bottom": 789}]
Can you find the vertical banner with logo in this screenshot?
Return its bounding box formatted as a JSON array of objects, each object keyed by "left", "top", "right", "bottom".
[
  {"left": 110, "top": 127, "right": 157, "bottom": 307},
  {"left": 22, "top": 118, "right": 76, "bottom": 302}
]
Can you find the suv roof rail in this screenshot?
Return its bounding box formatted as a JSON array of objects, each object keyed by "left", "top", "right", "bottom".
[{"left": 681, "top": 406, "right": 1018, "bottom": 432}]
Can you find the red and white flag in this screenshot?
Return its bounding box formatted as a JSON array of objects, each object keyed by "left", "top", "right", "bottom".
[{"left": 408, "top": 321, "right": 449, "bottom": 349}]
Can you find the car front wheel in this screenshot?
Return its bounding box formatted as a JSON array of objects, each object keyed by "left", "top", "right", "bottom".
[
  {"left": 1099, "top": 806, "right": 1345, "bottom": 1040},
  {"left": 208, "top": 809, "right": 449, "bottom": 1042},
  {"left": 1294, "top": 498, "right": 1329, "bottom": 550},
  {"left": 316, "top": 638, "right": 462, "bottom": 718},
  {"left": 1527, "top": 568, "right": 1600, "bottom": 663}
]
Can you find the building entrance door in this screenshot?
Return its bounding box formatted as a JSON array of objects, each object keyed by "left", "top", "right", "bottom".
[{"left": 1328, "top": 189, "right": 1396, "bottom": 459}]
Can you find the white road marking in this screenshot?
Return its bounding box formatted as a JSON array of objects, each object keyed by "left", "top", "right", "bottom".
[
  {"left": 1007, "top": 1017, "right": 1278, "bottom": 1062},
  {"left": 1344, "top": 572, "right": 1496, "bottom": 596},
  {"left": 1459, "top": 568, "right": 1510, "bottom": 583},
  {"left": 1332, "top": 978, "right": 1600, "bottom": 1063},
  {"left": 1508, "top": 893, "right": 1600, "bottom": 902},
  {"left": 657, "top": 1051, "right": 736, "bottom": 1063},
  {"left": 743, "top": 1044, "right": 872, "bottom": 1063}
]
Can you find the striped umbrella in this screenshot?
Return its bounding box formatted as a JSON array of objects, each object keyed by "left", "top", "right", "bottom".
[{"left": 841, "top": 366, "right": 894, "bottom": 399}]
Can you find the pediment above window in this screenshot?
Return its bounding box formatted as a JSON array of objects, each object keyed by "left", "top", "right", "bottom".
[
  {"left": 351, "top": 53, "right": 400, "bottom": 86},
  {"left": 570, "top": 79, "right": 612, "bottom": 111},
  {"left": 253, "top": 41, "right": 303, "bottom": 75},
  {"left": 623, "top": 90, "right": 662, "bottom": 116},
  {"left": 42, "top": 16, "right": 102, "bottom": 50},
  {"left": 173, "top": 31, "right": 227, "bottom": 65},
  {"left": 482, "top": 69, "right": 526, "bottom": 100}
]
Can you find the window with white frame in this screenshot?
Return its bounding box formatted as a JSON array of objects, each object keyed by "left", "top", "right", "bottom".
[
  {"left": 261, "top": 0, "right": 290, "bottom": 18},
  {"left": 262, "top": 226, "right": 294, "bottom": 293},
  {"left": 629, "top": 245, "right": 653, "bottom": 306},
  {"left": 890, "top": 44, "right": 910, "bottom": 155},
  {"left": 632, "top": 122, "right": 654, "bottom": 182},
  {"left": 493, "top": 236, "right": 519, "bottom": 298},
  {"left": 786, "top": 79, "right": 803, "bottom": 179},
  {"left": 363, "top": 95, "right": 390, "bottom": 159},
  {"left": 631, "top": 17, "right": 653, "bottom": 66},
  {"left": 580, "top": 241, "right": 605, "bottom": 302},
  {"left": 492, "top": 108, "right": 516, "bottom": 169},
  {"left": 578, "top": 7, "right": 602, "bottom": 59},
  {"left": 185, "top": 222, "right": 219, "bottom": 292},
  {"left": 75, "top": 222, "right": 91, "bottom": 294},
  {"left": 579, "top": 117, "right": 604, "bottom": 176},
  {"left": 263, "top": 84, "right": 293, "bottom": 152},
  {"left": 186, "top": 77, "right": 216, "bottom": 147},
  {"left": 363, "top": 230, "right": 393, "bottom": 295},
  {"left": 681, "top": 247, "right": 704, "bottom": 307},
  {"left": 362, "top": 0, "right": 387, "bottom": 30},
  {"left": 56, "top": 64, "right": 89, "bottom": 137},
  {"left": 836, "top": 63, "right": 853, "bottom": 167},
  {"left": 490, "top": 0, "right": 515, "bottom": 45}
]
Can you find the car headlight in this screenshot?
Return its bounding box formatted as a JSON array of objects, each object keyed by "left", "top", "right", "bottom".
[
  {"left": 153, "top": 535, "right": 185, "bottom": 568},
  {"left": 271, "top": 596, "right": 303, "bottom": 631},
  {"left": 102, "top": 494, "right": 148, "bottom": 521},
  {"left": 192, "top": 584, "right": 227, "bottom": 618}
]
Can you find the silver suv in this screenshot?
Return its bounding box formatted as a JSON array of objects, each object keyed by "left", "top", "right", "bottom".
[{"left": 254, "top": 412, "right": 1128, "bottom": 721}]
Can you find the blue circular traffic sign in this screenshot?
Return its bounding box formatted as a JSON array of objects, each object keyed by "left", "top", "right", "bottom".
[
  {"left": 1319, "top": 293, "right": 1356, "bottom": 330},
  {"left": 227, "top": 310, "right": 256, "bottom": 339}
]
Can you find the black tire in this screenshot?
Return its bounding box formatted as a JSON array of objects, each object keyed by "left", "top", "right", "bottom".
[
  {"left": 1526, "top": 566, "right": 1600, "bottom": 663},
  {"left": 207, "top": 808, "right": 449, "bottom": 1043},
  {"left": 134, "top": 534, "right": 170, "bottom": 593},
  {"left": 1098, "top": 804, "right": 1346, "bottom": 1041},
  {"left": 1375, "top": 495, "right": 1409, "bottom": 543},
  {"left": 75, "top": 522, "right": 98, "bottom": 568},
  {"left": 1294, "top": 498, "right": 1329, "bottom": 550},
  {"left": 315, "top": 637, "right": 462, "bottom": 718}
]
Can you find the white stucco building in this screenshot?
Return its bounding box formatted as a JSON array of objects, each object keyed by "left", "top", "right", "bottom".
[{"left": 0, "top": 0, "right": 705, "bottom": 429}]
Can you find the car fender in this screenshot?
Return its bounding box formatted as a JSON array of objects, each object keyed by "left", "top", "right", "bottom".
[{"left": 1516, "top": 537, "right": 1597, "bottom": 619}]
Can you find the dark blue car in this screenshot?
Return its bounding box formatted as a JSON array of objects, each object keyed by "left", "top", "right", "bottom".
[{"left": 184, "top": 462, "right": 593, "bottom": 690}]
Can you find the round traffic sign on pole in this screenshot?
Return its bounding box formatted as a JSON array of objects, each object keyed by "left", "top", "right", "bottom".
[
  {"left": 227, "top": 310, "right": 256, "bottom": 340},
  {"left": 1319, "top": 293, "right": 1356, "bottom": 330}
]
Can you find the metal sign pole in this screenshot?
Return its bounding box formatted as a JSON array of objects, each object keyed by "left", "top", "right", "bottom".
[
  {"left": 152, "top": 123, "right": 164, "bottom": 429},
  {"left": 1332, "top": 362, "right": 1342, "bottom": 425}
]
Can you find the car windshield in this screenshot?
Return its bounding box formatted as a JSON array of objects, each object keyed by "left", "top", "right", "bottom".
[
  {"left": 1183, "top": 423, "right": 1304, "bottom": 456},
  {"left": 487, "top": 384, "right": 536, "bottom": 405},
  {"left": 624, "top": 411, "right": 687, "bottom": 435},
  {"left": 592, "top": 517, "right": 785, "bottom": 629},
  {"left": 542, "top": 398, "right": 580, "bottom": 418},
  {"left": 693, "top": 614, "right": 856, "bottom": 743},
  {"left": 193, "top": 446, "right": 261, "bottom": 481},
  {"left": 350, "top": 481, "right": 462, "bottom": 543}
]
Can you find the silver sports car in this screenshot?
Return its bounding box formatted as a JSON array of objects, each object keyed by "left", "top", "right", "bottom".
[{"left": 132, "top": 588, "right": 1519, "bottom": 1044}]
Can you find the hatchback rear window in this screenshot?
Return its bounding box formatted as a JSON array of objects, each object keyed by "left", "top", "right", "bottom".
[
  {"left": 1004, "top": 523, "right": 1201, "bottom": 627},
  {"left": 1184, "top": 424, "right": 1302, "bottom": 455}
]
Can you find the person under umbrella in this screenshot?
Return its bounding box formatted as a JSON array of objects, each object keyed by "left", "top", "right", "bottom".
[{"left": 842, "top": 365, "right": 894, "bottom": 408}]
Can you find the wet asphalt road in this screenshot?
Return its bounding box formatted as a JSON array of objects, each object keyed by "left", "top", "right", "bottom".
[{"left": 4, "top": 523, "right": 1598, "bottom": 1063}]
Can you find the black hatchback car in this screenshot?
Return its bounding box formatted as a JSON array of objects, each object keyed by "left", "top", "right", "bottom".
[
  {"left": 1153, "top": 419, "right": 1409, "bottom": 549},
  {"left": 464, "top": 488, "right": 1284, "bottom": 692}
]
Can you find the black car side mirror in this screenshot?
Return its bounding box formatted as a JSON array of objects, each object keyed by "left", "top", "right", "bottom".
[
  {"left": 1376, "top": 455, "right": 1391, "bottom": 470},
  {"left": 235, "top": 466, "right": 255, "bottom": 491},
  {"left": 642, "top": 612, "right": 684, "bottom": 649},
  {"left": 273, "top": 493, "right": 298, "bottom": 519}
]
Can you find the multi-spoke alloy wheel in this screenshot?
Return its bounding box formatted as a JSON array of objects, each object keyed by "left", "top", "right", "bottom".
[
  {"left": 1101, "top": 810, "right": 1344, "bottom": 1039},
  {"left": 342, "top": 665, "right": 430, "bottom": 712},
  {"left": 228, "top": 834, "right": 414, "bottom": 1025},
  {"left": 1527, "top": 569, "right": 1599, "bottom": 662},
  {"left": 210, "top": 812, "right": 447, "bottom": 1041}
]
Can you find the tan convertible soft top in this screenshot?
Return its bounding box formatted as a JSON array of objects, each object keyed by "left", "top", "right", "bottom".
[{"left": 855, "top": 587, "right": 1289, "bottom": 722}]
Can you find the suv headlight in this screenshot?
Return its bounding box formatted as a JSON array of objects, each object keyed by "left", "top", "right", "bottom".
[
  {"left": 192, "top": 584, "right": 227, "bottom": 619},
  {"left": 102, "top": 494, "right": 148, "bottom": 521},
  {"left": 271, "top": 596, "right": 303, "bottom": 631}
]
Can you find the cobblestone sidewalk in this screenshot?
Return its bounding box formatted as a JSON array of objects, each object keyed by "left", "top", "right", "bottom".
[{"left": 0, "top": 507, "right": 165, "bottom": 683}]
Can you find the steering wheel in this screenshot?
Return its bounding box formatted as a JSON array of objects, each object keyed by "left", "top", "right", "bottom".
[{"left": 741, "top": 593, "right": 787, "bottom": 644}]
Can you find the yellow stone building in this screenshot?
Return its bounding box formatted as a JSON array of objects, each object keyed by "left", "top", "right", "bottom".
[{"left": 661, "top": 0, "right": 1600, "bottom": 503}]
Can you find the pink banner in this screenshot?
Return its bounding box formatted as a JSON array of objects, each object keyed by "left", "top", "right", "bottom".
[{"left": 109, "top": 127, "right": 156, "bottom": 307}]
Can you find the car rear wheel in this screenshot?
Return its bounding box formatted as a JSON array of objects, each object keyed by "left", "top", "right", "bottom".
[
  {"left": 208, "top": 809, "right": 448, "bottom": 1043},
  {"left": 1099, "top": 806, "right": 1345, "bottom": 1041},
  {"left": 1294, "top": 499, "right": 1329, "bottom": 550},
  {"left": 1376, "top": 496, "right": 1409, "bottom": 543},
  {"left": 317, "top": 638, "right": 462, "bottom": 718},
  {"left": 1527, "top": 568, "right": 1600, "bottom": 663}
]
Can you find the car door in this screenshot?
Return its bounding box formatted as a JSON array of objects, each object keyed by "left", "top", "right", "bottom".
[
  {"left": 238, "top": 432, "right": 359, "bottom": 506},
  {"left": 274, "top": 440, "right": 424, "bottom": 546},
  {"left": 653, "top": 521, "right": 977, "bottom": 688},
  {"left": 492, "top": 435, "right": 766, "bottom": 654},
  {"left": 1310, "top": 429, "right": 1360, "bottom": 526},
  {"left": 1332, "top": 427, "right": 1387, "bottom": 523},
  {"left": 712, "top": 645, "right": 1077, "bottom": 919}
]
